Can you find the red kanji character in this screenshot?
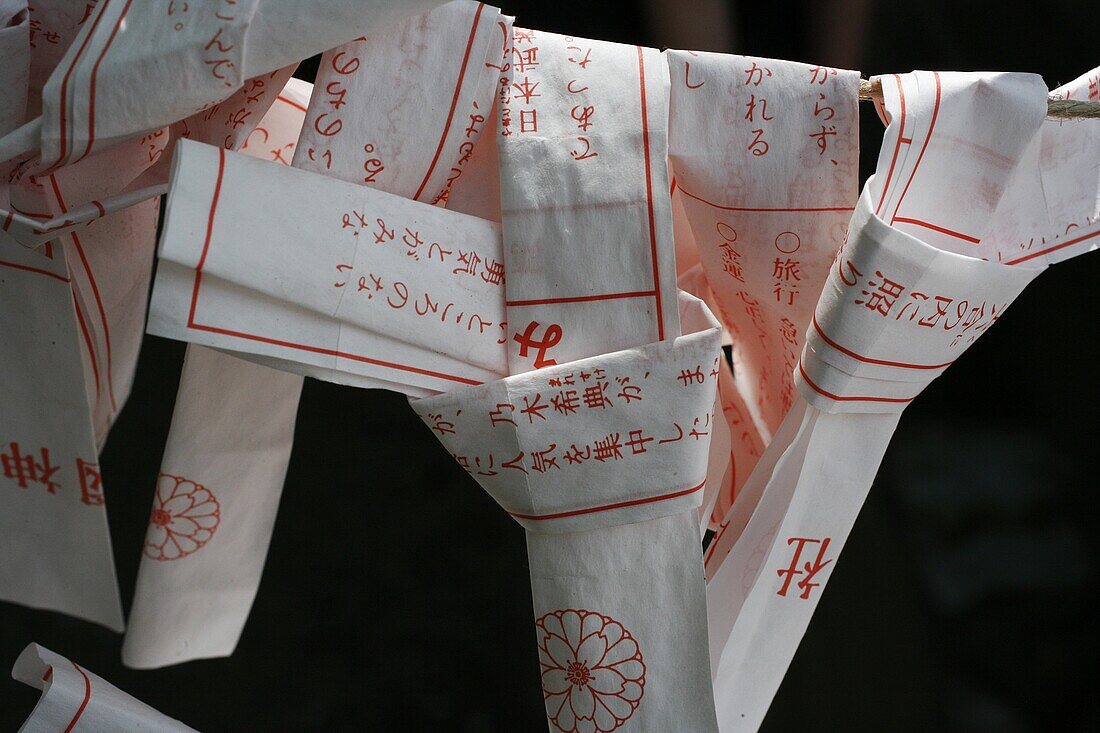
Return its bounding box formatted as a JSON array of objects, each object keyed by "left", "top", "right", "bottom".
[
  {"left": 489, "top": 403, "right": 516, "bottom": 427},
  {"left": 772, "top": 258, "right": 801, "bottom": 282},
  {"left": 520, "top": 109, "right": 539, "bottom": 134},
  {"left": 514, "top": 46, "right": 538, "bottom": 72},
  {"left": 453, "top": 249, "right": 482, "bottom": 277},
  {"left": 855, "top": 270, "right": 906, "bottom": 316},
  {"left": 567, "top": 79, "right": 589, "bottom": 94},
  {"left": 625, "top": 430, "right": 653, "bottom": 455},
  {"left": 779, "top": 317, "right": 799, "bottom": 346},
  {"left": 1, "top": 443, "right": 60, "bottom": 493},
  {"left": 593, "top": 433, "right": 623, "bottom": 462},
  {"left": 513, "top": 28, "right": 536, "bottom": 45},
  {"left": 513, "top": 76, "right": 541, "bottom": 104},
  {"left": 551, "top": 390, "right": 579, "bottom": 415},
  {"left": 76, "top": 459, "right": 103, "bottom": 506},
  {"left": 481, "top": 258, "right": 506, "bottom": 286},
  {"left": 719, "top": 242, "right": 745, "bottom": 282},
  {"left": 582, "top": 382, "right": 613, "bottom": 409},
  {"left": 777, "top": 537, "right": 833, "bottom": 599},
  {"left": 521, "top": 394, "right": 549, "bottom": 423},
  {"left": 748, "top": 128, "right": 769, "bottom": 157},
  {"left": 531, "top": 444, "right": 559, "bottom": 473},
  {"left": 502, "top": 452, "right": 528, "bottom": 474}
]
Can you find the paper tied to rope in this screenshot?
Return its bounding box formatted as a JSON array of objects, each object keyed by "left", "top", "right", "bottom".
[
  {"left": 148, "top": 139, "right": 508, "bottom": 395},
  {"left": 412, "top": 292, "right": 722, "bottom": 534},
  {"left": 0, "top": 0, "right": 440, "bottom": 171},
  {"left": 704, "top": 69, "right": 1100, "bottom": 732},
  {"left": 796, "top": 186, "right": 1040, "bottom": 414},
  {"left": 12, "top": 644, "right": 199, "bottom": 732}
]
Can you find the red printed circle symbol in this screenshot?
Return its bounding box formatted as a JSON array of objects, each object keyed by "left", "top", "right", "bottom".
[
  {"left": 143, "top": 474, "right": 221, "bottom": 561},
  {"left": 535, "top": 608, "right": 646, "bottom": 733},
  {"left": 774, "top": 230, "right": 801, "bottom": 254}
]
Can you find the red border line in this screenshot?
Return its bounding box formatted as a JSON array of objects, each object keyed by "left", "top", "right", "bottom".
[
  {"left": 53, "top": 0, "right": 108, "bottom": 167},
  {"left": 507, "top": 479, "right": 706, "bottom": 521},
  {"left": 637, "top": 45, "right": 664, "bottom": 341},
  {"left": 276, "top": 95, "right": 308, "bottom": 114},
  {"left": 812, "top": 315, "right": 955, "bottom": 370},
  {"left": 78, "top": 0, "right": 134, "bottom": 163},
  {"left": 187, "top": 147, "right": 227, "bottom": 328},
  {"left": 893, "top": 216, "right": 980, "bottom": 244},
  {"left": 0, "top": 258, "right": 71, "bottom": 283},
  {"left": 876, "top": 74, "right": 907, "bottom": 217},
  {"left": 676, "top": 185, "right": 854, "bottom": 213},
  {"left": 411, "top": 2, "right": 485, "bottom": 201},
  {"left": 890, "top": 71, "right": 942, "bottom": 225},
  {"left": 72, "top": 285, "right": 101, "bottom": 400},
  {"left": 506, "top": 290, "right": 657, "bottom": 307},
  {"left": 187, "top": 148, "right": 483, "bottom": 387},
  {"left": 63, "top": 662, "right": 92, "bottom": 733},
  {"left": 50, "top": 174, "right": 116, "bottom": 411},
  {"left": 1005, "top": 228, "right": 1100, "bottom": 265},
  {"left": 798, "top": 361, "right": 915, "bottom": 404}
]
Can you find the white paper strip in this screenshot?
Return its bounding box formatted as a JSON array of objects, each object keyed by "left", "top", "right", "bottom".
[
  {"left": 13, "top": 643, "right": 198, "bottom": 731},
  {"left": 123, "top": 82, "right": 310, "bottom": 669}
]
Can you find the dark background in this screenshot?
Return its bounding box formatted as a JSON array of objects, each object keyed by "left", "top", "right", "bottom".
[{"left": 2, "top": 1, "right": 1097, "bottom": 730}]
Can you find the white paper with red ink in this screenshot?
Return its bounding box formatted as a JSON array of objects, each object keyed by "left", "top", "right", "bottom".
[
  {"left": 147, "top": 139, "right": 509, "bottom": 395},
  {"left": 0, "top": 236, "right": 123, "bottom": 631},
  {"left": 129, "top": 6, "right": 509, "bottom": 667},
  {"left": 411, "top": 30, "right": 720, "bottom": 733},
  {"left": 703, "top": 70, "right": 1100, "bottom": 731},
  {"left": 294, "top": 0, "right": 505, "bottom": 205},
  {"left": 0, "top": 0, "right": 443, "bottom": 243},
  {"left": 2, "top": 0, "right": 442, "bottom": 168},
  {"left": 666, "top": 51, "right": 860, "bottom": 533},
  {"left": 12, "top": 644, "right": 198, "bottom": 732},
  {"left": 981, "top": 67, "right": 1100, "bottom": 266},
  {"left": 122, "top": 81, "right": 310, "bottom": 669}
]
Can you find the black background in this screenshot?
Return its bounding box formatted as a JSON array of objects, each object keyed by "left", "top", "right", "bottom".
[{"left": 2, "top": 1, "right": 1098, "bottom": 730}]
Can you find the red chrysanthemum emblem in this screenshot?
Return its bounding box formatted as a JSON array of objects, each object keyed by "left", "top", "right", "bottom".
[
  {"left": 143, "top": 474, "right": 220, "bottom": 561},
  {"left": 535, "top": 609, "right": 646, "bottom": 733}
]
